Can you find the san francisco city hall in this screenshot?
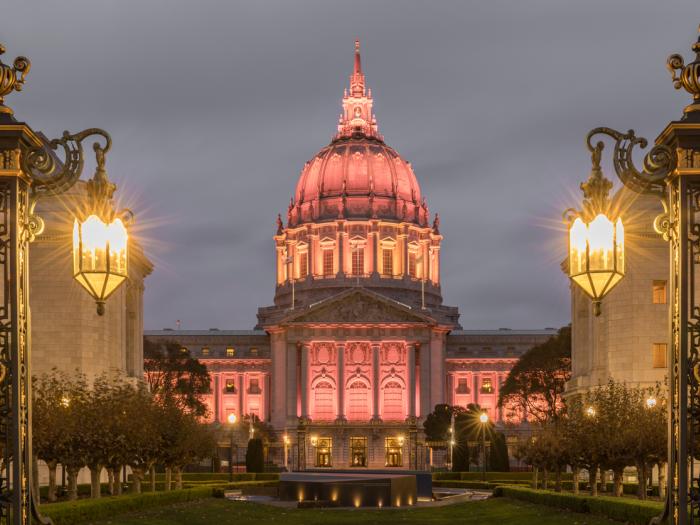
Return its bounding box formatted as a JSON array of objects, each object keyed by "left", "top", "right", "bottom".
[{"left": 145, "top": 42, "right": 554, "bottom": 469}]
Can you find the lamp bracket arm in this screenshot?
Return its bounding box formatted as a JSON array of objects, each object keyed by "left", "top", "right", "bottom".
[
  {"left": 22, "top": 128, "right": 112, "bottom": 201},
  {"left": 586, "top": 127, "right": 674, "bottom": 199}
]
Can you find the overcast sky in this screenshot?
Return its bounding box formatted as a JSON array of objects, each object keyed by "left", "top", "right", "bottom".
[{"left": 4, "top": 1, "right": 699, "bottom": 330}]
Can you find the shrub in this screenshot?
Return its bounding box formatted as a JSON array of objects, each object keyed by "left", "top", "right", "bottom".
[
  {"left": 245, "top": 439, "right": 264, "bottom": 473},
  {"left": 494, "top": 486, "right": 664, "bottom": 525}
]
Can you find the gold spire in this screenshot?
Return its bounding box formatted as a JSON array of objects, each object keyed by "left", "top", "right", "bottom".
[{"left": 668, "top": 25, "right": 700, "bottom": 116}]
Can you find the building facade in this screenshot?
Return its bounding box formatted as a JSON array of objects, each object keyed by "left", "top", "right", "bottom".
[{"left": 145, "top": 42, "right": 556, "bottom": 469}]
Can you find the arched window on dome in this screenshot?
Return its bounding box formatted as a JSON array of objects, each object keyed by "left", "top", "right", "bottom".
[
  {"left": 382, "top": 248, "right": 393, "bottom": 277},
  {"left": 351, "top": 246, "right": 364, "bottom": 276},
  {"left": 382, "top": 381, "right": 404, "bottom": 421},
  {"left": 347, "top": 381, "right": 370, "bottom": 421},
  {"left": 298, "top": 250, "right": 308, "bottom": 279},
  {"left": 322, "top": 249, "right": 334, "bottom": 277}
]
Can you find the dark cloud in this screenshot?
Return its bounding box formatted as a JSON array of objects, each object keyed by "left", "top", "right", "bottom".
[{"left": 4, "top": 0, "right": 698, "bottom": 330}]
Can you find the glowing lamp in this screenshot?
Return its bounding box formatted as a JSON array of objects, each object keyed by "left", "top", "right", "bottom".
[
  {"left": 479, "top": 412, "right": 489, "bottom": 424},
  {"left": 586, "top": 406, "right": 596, "bottom": 417},
  {"left": 72, "top": 214, "right": 128, "bottom": 315},
  {"left": 646, "top": 397, "right": 657, "bottom": 409},
  {"left": 227, "top": 413, "right": 237, "bottom": 425},
  {"left": 568, "top": 214, "right": 624, "bottom": 316}
]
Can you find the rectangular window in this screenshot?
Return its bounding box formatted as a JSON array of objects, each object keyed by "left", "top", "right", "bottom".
[
  {"left": 226, "top": 347, "right": 235, "bottom": 357},
  {"left": 350, "top": 437, "right": 367, "bottom": 467},
  {"left": 249, "top": 347, "right": 259, "bottom": 357},
  {"left": 315, "top": 437, "right": 333, "bottom": 467},
  {"left": 351, "top": 247, "right": 364, "bottom": 276},
  {"left": 456, "top": 378, "right": 470, "bottom": 394},
  {"left": 224, "top": 379, "right": 236, "bottom": 394},
  {"left": 408, "top": 252, "right": 417, "bottom": 278},
  {"left": 652, "top": 280, "right": 667, "bottom": 304},
  {"left": 385, "top": 437, "right": 403, "bottom": 467},
  {"left": 382, "top": 248, "right": 393, "bottom": 276},
  {"left": 299, "top": 252, "right": 308, "bottom": 279},
  {"left": 180, "top": 347, "right": 189, "bottom": 355},
  {"left": 652, "top": 343, "right": 667, "bottom": 368},
  {"left": 480, "top": 377, "right": 494, "bottom": 394},
  {"left": 248, "top": 378, "right": 261, "bottom": 394},
  {"left": 201, "top": 347, "right": 210, "bottom": 357},
  {"left": 323, "top": 249, "right": 334, "bottom": 277}
]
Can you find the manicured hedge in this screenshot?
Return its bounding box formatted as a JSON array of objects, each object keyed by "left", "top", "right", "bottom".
[
  {"left": 493, "top": 486, "right": 665, "bottom": 525},
  {"left": 149, "top": 472, "right": 279, "bottom": 482},
  {"left": 40, "top": 481, "right": 279, "bottom": 525},
  {"left": 431, "top": 471, "right": 565, "bottom": 482},
  {"left": 433, "top": 480, "right": 530, "bottom": 490}
]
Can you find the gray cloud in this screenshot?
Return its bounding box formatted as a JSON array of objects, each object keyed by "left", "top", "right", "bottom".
[{"left": 4, "top": 0, "right": 698, "bottom": 330}]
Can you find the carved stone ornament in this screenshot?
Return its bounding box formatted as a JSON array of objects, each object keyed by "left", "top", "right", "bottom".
[{"left": 292, "top": 290, "right": 425, "bottom": 324}]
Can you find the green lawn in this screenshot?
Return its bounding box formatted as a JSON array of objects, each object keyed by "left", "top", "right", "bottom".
[{"left": 103, "top": 497, "right": 619, "bottom": 525}]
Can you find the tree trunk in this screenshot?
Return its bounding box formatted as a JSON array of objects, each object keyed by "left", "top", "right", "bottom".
[
  {"left": 67, "top": 467, "right": 79, "bottom": 501},
  {"left": 613, "top": 468, "right": 623, "bottom": 497},
  {"left": 542, "top": 468, "right": 548, "bottom": 491},
  {"left": 532, "top": 467, "right": 539, "bottom": 489},
  {"left": 114, "top": 466, "right": 123, "bottom": 495},
  {"left": 572, "top": 466, "right": 580, "bottom": 495},
  {"left": 589, "top": 465, "right": 598, "bottom": 496},
  {"left": 554, "top": 468, "right": 562, "bottom": 492},
  {"left": 636, "top": 461, "right": 647, "bottom": 500},
  {"left": 164, "top": 467, "right": 172, "bottom": 492},
  {"left": 89, "top": 465, "right": 102, "bottom": 498},
  {"left": 47, "top": 461, "right": 58, "bottom": 502},
  {"left": 107, "top": 468, "right": 114, "bottom": 495},
  {"left": 150, "top": 465, "right": 156, "bottom": 492},
  {"left": 175, "top": 467, "right": 183, "bottom": 490},
  {"left": 131, "top": 466, "right": 145, "bottom": 494},
  {"left": 658, "top": 462, "right": 666, "bottom": 500}
]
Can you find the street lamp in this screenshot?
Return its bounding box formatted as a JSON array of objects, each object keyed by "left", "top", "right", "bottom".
[
  {"left": 479, "top": 412, "right": 489, "bottom": 481},
  {"left": 0, "top": 44, "right": 134, "bottom": 524},
  {"left": 646, "top": 397, "right": 658, "bottom": 409},
  {"left": 565, "top": 142, "right": 624, "bottom": 316},
  {"left": 227, "top": 413, "right": 237, "bottom": 482},
  {"left": 585, "top": 406, "right": 596, "bottom": 418},
  {"left": 563, "top": 25, "right": 700, "bottom": 524}
]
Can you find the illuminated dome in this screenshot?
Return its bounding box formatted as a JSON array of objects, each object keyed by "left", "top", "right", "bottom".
[{"left": 287, "top": 41, "right": 429, "bottom": 227}]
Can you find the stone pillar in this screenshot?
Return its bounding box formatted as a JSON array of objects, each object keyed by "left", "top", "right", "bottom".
[
  {"left": 473, "top": 373, "right": 480, "bottom": 405},
  {"left": 285, "top": 341, "right": 298, "bottom": 426},
  {"left": 214, "top": 374, "right": 220, "bottom": 423},
  {"left": 419, "top": 340, "right": 431, "bottom": 417},
  {"left": 271, "top": 331, "right": 288, "bottom": 428},
  {"left": 372, "top": 343, "right": 381, "bottom": 420},
  {"left": 238, "top": 373, "right": 244, "bottom": 416},
  {"left": 429, "top": 330, "right": 446, "bottom": 409},
  {"left": 300, "top": 344, "right": 310, "bottom": 419},
  {"left": 407, "top": 343, "right": 416, "bottom": 419},
  {"left": 337, "top": 344, "right": 346, "bottom": 421},
  {"left": 496, "top": 374, "right": 503, "bottom": 422},
  {"left": 265, "top": 372, "right": 272, "bottom": 422},
  {"left": 446, "top": 372, "right": 454, "bottom": 406},
  {"left": 337, "top": 224, "right": 344, "bottom": 277}
]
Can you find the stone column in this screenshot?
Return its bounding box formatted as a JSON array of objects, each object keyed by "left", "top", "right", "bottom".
[
  {"left": 337, "top": 224, "right": 344, "bottom": 277},
  {"left": 496, "top": 374, "right": 503, "bottom": 422},
  {"left": 271, "top": 331, "right": 288, "bottom": 428},
  {"left": 372, "top": 343, "right": 381, "bottom": 420},
  {"left": 285, "top": 341, "right": 298, "bottom": 426},
  {"left": 419, "top": 340, "right": 431, "bottom": 417},
  {"left": 337, "top": 344, "right": 346, "bottom": 421},
  {"left": 446, "top": 372, "right": 454, "bottom": 406},
  {"left": 265, "top": 372, "right": 272, "bottom": 422},
  {"left": 407, "top": 344, "right": 416, "bottom": 419},
  {"left": 301, "top": 344, "right": 310, "bottom": 419},
  {"left": 238, "top": 373, "right": 244, "bottom": 416},
  {"left": 473, "top": 373, "right": 480, "bottom": 405},
  {"left": 214, "top": 374, "right": 221, "bottom": 423},
  {"left": 429, "top": 330, "right": 446, "bottom": 409}
]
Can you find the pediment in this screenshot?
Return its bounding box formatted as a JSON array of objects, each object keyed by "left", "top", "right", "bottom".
[{"left": 283, "top": 289, "right": 434, "bottom": 325}]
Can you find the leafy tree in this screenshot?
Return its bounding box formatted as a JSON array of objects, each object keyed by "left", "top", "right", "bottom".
[
  {"left": 144, "top": 339, "right": 212, "bottom": 417},
  {"left": 246, "top": 438, "right": 265, "bottom": 472},
  {"left": 498, "top": 326, "right": 571, "bottom": 424}
]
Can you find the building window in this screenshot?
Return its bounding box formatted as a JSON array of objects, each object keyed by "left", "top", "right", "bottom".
[
  {"left": 314, "top": 437, "right": 332, "bottom": 467},
  {"left": 249, "top": 347, "right": 259, "bottom": 357},
  {"left": 299, "top": 252, "right": 308, "bottom": 279},
  {"left": 180, "top": 347, "right": 188, "bottom": 355},
  {"left": 351, "top": 246, "right": 364, "bottom": 276},
  {"left": 226, "top": 347, "right": 235, "bottom": 357},
  {"left": 350, "top": 437, "right": 367, "bottom": 467},
  {"left": 456, "top": 378, "right": 470, "bottom": 394},
  {"left": 201, "top": 347, "right": 210, "bottom": 357},
  {"left": 382, "top": 381, "right": 404, "bottom": 421},
  {"left": 408, "top": 252, "right": 417, "bottom": 278},
  {"left": 224, "top": 379, "right": 236, "bottom": 394},
  {"left": 313, "top": 382, "right": 334, "bottom": 421},
  {"left": 382, "top": 248, "right": 393, "bottom": 276},
  {"left": 347, "top": 381, "right": 370, "bottom": 421},
  {"left": 385, "top": 437, "right": 403, "bottom": 467},
  {"left": 652, "top": 343, "right": 667, "bottom": 368},
  {"left": 248, "top": 378, "right": 261, "bottom": 394},
  {"left": 652, "top": 280, "right": 667, "bottom": 304},
  {"left": 323, "top": 249, "right": 334, "bottom": 277},
  {"left": 480, "top": 377, "right": 494, "bottom": 394}
]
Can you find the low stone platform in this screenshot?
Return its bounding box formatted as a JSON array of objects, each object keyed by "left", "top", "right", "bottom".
[{"left": 278, "top": 472, "right": 417, "bottom": 507}]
